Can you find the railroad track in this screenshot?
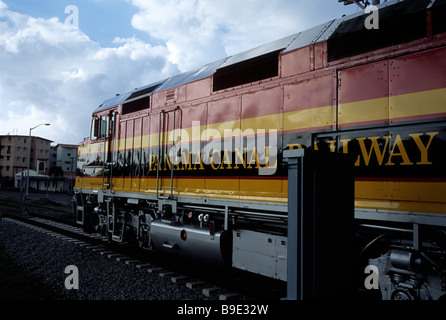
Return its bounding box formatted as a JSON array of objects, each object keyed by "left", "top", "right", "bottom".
[
  {"left": 0, "top": 193, "right": 75, "bottom": 223},
  {"left": 1, "top": 210, "right": 286, "bottom": 300}
]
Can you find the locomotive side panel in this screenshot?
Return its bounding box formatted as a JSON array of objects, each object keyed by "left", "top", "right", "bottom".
[
  {"left": 338, "top": 61, "right": 390, "bottom": 129},
  {"left": 315, "top": 124, "right": 446, "bottom": 215},
  {"left": 388, "top": 46, "right": 446, "bottom": 122},
  {"left": 333, "top": 46, "right": 446, "bottom": 215},
  {"left": 283, "top": 72, "right": 336, "bottom": 139},
  {"left": 240, "top": 86, "right": 283, "bottom": 197}
]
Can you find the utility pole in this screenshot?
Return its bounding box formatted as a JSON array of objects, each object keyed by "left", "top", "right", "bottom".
[{"left": 26, "top": 123, "right": 50, "bottom": 196}]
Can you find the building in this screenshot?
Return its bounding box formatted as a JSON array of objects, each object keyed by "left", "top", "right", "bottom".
[
  {"left": 14, "top": 170, "right": 69, "bottom": 193},
  {"left": 55, "top": 144, "right": 78, "bottom": 176},
  {"left": 0, "top": 135, "right": 52, "bottom": 184},
  {"left": 49, "top": 144, "right": 78, "bottom": 177},
  {"left": 50, "top": 145, "right": 57, "bottom": 169}
]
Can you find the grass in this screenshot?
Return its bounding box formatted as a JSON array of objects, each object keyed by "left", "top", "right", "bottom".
[{"left": 0, "top": 245, "right": 59, "bottom": 300}]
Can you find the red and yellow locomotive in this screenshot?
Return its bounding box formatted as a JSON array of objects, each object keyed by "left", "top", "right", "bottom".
[{"left": 75, "top": 0, "right": 446, "bottom": 299}]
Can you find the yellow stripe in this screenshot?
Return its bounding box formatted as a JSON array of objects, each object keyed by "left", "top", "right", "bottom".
[
  {"left": 338, "top": 97, "right": 388, "bottom": 126},
  {"left": 356, "top": 180, "right": 446, "bottom": 202},
  {"left": 76, "top": 176, "right": 287, "bottom": 203},
  {"left": 356, "top": 180, "right": 446, "bottom": 214},
  {"left": 283, "top": 105, "right": 335, "bottom": 131},
  {"left": 389, "top": 87, "right": 446, "bottom": 120},
  {"left": 339, "top": 87, "right": 446, "bottom": 126},
  {"left": 355, "top": 199, "right": 446, "bottom": 215},
  {"left": 76, "top": 175, "right": 446, "bottom": 214},
  {"left": 78, "top": 87, "right": 446, "bottom": 157},
  {"left": 79, "top": 105, "right": 334, "bottom": 156}
]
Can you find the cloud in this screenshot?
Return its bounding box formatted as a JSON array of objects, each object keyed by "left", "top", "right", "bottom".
[
  {"left": 0, "top": 0, "right": 356, "bottom": 145},
  {"left": 129, "top": 0, "right": 305, "bottom": 72},
  {"left": 0, "top": 1, "right": 178, "bottom": 144},
  {"left": 128, "top": 0, "right": 360, "bottom": 72}
]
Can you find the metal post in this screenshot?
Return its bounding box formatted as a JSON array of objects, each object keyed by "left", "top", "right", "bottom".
[
  {"left": 20, "top": 171, "right": 24, "bottom": 216},
  {"left": 284, "top": 148, "right": 355, "bottom": 300},
  {"left": 26, "top": 129, "right": 32, "bottom": 196},
  {"left": 284, "top": 148, "right": 305, "bottom": 300},
  {"left": 224, "top": 205, "right": 229, "bottom": 231}
]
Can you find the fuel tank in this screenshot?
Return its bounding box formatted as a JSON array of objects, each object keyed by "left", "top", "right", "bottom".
[{"left": 149, "top": 221, "right": 231, "bottom": 267}]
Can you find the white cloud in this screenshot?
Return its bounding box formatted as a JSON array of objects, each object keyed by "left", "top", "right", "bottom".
[
  {"left": 0, "top": 1, "right": 178, "bottom": 145},
  {"left": 0, "top": 0, "right": 357, "bottom": 145},
  {"left": 128, "top": 0, "right": 359, "bottom": 72},
  {"left": 129, "top": 0, "right": 305, "bottom": 71}
]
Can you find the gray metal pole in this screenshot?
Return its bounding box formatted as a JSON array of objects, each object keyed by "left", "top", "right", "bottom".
[
  {"left": 20, "top": 171, "right": 24, "bottom": 216},
  {"left": 284, "top": 148, "right": 305, "bottom": 300},
  {"left": 26, "top": 129, "right": 32, "bottom": 196}
]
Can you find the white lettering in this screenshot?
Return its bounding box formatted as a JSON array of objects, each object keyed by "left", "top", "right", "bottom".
[{"left": 177, "top": 304, "right": 212, "bottom": 318}]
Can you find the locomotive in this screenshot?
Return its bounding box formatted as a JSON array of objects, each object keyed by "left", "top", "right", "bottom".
[{"left": 75, "top": 0, "right": 446, "bottom": 299}]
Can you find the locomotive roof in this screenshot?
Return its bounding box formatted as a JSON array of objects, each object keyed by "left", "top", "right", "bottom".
[{"left": 95, "top": 0, "right": 436, "bottom": 113}]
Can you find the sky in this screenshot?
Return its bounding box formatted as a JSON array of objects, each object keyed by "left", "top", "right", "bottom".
[{"left": 0, "top": 0, "right": 359, "bottom": 145}]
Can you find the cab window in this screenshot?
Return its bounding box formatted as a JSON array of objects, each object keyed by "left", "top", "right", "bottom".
[{"left": 91, "top": 116, "right": 108, "bottom": 140}]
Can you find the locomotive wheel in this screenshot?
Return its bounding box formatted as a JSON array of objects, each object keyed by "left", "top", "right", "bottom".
[
  {"left": 391, "top": 289, "right": 414, "bottom": 300},
  {"left": 83, "top": 209, "right": 100, "bottom": 233}
]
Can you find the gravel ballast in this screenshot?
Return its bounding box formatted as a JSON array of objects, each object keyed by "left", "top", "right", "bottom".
[{"left": 0, "top": 218, "right": 208, "bottom": 300}]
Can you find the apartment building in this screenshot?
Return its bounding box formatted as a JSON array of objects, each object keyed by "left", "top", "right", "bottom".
[{"left": 0, "top": 135, "right": 52, "bottom": 181}]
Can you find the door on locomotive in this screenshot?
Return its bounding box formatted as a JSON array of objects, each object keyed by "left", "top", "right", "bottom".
[
  {"left": 75, "top": 110, "right": 116, "bottom": 226},
  {"left": 91, "top": 111, "right": 116, "bottom": 192}
]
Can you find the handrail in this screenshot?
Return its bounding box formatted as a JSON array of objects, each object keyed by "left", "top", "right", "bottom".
[
  {"left": 156, "top": 111, "right": 164, "bottom": 199},
  {"left": 170, "top": 109, "right": 176, "bottom": 198}
]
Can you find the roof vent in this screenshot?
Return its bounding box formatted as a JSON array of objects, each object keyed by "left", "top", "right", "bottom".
[
  {"left": 125, "top": 83, "right": 162, "bottom": 102},
  {"left": 122, "top": 96, "right": 150, "bottom": 115},
  {"left": 213, "top": 50, "right": 280, "bottom": 91},
  {"left": 327, "top": 0, "right": 429, "bottom": 62}
]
